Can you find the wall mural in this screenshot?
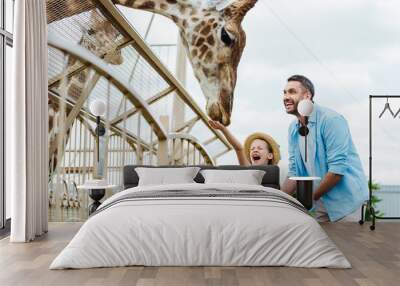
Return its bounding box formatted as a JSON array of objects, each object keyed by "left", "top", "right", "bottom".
[{"left": 46, "top": 0, "right": 258, "bottom": 221}]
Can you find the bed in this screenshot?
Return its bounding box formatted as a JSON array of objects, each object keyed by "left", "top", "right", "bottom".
[{"left": 50, "top": 165, "right": 350, "bottom": 269}]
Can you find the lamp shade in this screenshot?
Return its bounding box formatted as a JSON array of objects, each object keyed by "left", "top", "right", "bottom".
[
  {"left": 298, "top": 99, "right": 314, "bottom": 117},
  {"left": 90, "top": 100, "right": 106, "bottom": 117}
]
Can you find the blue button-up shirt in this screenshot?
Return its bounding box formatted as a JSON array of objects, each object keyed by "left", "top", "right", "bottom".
[{"left": 288, "top": 104, "right": 368, "bottom": 221}]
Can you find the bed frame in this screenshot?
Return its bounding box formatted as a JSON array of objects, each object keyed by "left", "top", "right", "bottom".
[{"left": 123, "top": 165, "right": 280, "bottom": 190}]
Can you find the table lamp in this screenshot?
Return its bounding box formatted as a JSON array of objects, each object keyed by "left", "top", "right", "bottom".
[{"left": 89, "top": 100, "right": 106, "bottom": 169}]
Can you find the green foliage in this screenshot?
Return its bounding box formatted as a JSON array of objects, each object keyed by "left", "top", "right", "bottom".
[{"left": 365, "top": 181, "right": 384, "bottom": 221}]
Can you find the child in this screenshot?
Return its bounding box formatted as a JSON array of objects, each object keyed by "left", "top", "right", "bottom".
[{"left": 209, "top": 120, "right": 280, "bottom": 166}]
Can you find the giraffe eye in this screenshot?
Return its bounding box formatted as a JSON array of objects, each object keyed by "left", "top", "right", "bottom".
[{"left": 221, "top": 27, "right": 234, "bottom": 46}]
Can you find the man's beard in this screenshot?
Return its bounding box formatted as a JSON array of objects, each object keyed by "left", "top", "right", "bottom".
[{"left": 284, "top": 100, "right": 298, "bottom": 114}]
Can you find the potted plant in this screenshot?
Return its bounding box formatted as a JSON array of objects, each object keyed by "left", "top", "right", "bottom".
[{"left": 365, "top": 181, "right": 384, "bottom": 221}]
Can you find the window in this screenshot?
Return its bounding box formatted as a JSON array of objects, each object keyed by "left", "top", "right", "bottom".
[
  {"left": 5, "top": 0, "right": 14, "bottom": 33},
  {"left": 4, "top": 44, "right": 11, "bottom": 221},
  {"left": 0, "top": 35, "right": 3, "bottom": 231},
  {"left": 1, "top": 0, "right": 13, "bottom": 234}
]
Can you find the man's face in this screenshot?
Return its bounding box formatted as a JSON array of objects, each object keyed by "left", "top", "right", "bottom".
[{"left": 283, "top": 81, "right": 311, "bottom": 115}]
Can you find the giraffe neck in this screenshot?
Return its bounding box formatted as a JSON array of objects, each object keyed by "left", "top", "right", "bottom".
[{"left": 113, "top": 0, "right": 218, "bottom": 29}]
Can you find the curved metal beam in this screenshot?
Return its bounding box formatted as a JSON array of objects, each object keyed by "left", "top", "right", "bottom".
[
  {"left": 169, "top": 133, "right": 215, "bottom": 166},
  {"left": 48, "top": 32, "right": 168, "bottom": 141}
]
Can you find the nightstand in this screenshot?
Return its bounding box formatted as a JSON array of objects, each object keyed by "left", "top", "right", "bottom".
[
  {"left": 77, "top": 181, "right": 117, "bottom": 215},
  {"left": 289, "top": 176, "right": 320, "bottom": 210}
]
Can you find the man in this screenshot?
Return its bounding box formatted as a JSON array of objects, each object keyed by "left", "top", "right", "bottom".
[{"left": 281, "top": 75, "right": 368, "bottom": 222}]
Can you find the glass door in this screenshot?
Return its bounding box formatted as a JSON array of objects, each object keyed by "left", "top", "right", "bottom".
[
  {"left": 0, "top": 0, "right": 14, "bottom": 232},
  {"left": 0, "top": 0, "right": 5, "bottom": 230}
]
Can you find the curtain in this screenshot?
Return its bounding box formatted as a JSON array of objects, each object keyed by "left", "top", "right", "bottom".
[{"left": 7, "top": 0, "right": 48, "bottom": 242}]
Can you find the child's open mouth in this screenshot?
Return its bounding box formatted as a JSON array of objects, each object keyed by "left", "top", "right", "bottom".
[{"left": 252, "top": 155, "right": 261, "bottom": 162}]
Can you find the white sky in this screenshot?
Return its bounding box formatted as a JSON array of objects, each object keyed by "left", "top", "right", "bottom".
[{"left": 121, "top": 0, "right": 400, "bottom": 185}]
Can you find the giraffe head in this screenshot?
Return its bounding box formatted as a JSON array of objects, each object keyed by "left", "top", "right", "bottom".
[
  {"left": 66, "top": 10, "right": 124, "bottom": 101},
  {"left": 83, "top": 10, "right": 124, "bottom": 66},
  {"left": 178, "top": 0, "right": 259, "bottom": 126}
]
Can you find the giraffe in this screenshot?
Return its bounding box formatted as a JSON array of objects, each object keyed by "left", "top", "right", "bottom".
[
  {"left": 47, "top": 0, "right": 258, "bottom": 126},
  {"left": 48, "top": 9, "right": 124, "bottom": 175}
]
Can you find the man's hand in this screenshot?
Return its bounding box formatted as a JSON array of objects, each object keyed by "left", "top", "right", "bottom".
[
  {"left": 313, "top": 172, "right": 342, "bottom": 201},
  {"left": 209, "top": 120, "right": 226, "bottom": 131},
  {"left": 313, "top": 190, "right": 323, "bottom": 201},
  {"left": 282, "top": 178, "right": 297, "bottom": 195}
]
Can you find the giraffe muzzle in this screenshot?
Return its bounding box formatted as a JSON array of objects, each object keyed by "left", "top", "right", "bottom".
[{"left": 207, "top": 99, "right": 232, "bottom": 126}]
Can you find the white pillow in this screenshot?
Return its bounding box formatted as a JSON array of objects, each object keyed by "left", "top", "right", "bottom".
[
  {"left": 135, "top": 167, "right": 201, "bottom": 186},
  {"left": 200, "top": 169, "right": 266, "bottom": 185}
]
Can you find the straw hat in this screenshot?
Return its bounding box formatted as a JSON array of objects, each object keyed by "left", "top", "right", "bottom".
[{"left": 244, "top": 132, "right": 281, "bottom": 165}]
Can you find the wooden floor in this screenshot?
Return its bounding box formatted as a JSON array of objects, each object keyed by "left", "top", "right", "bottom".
[{"left": 0, "top": 222, "right": 399, "bottom": 286}]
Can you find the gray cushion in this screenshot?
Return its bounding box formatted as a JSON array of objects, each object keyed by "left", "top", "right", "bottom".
[{"left": 123, "top": 165, "right": 280, "bottom": 190}]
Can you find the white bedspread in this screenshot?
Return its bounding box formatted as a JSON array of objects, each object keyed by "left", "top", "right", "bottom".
[{"left": 50, "top": 183, "right": 350, "bottom": 269}]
